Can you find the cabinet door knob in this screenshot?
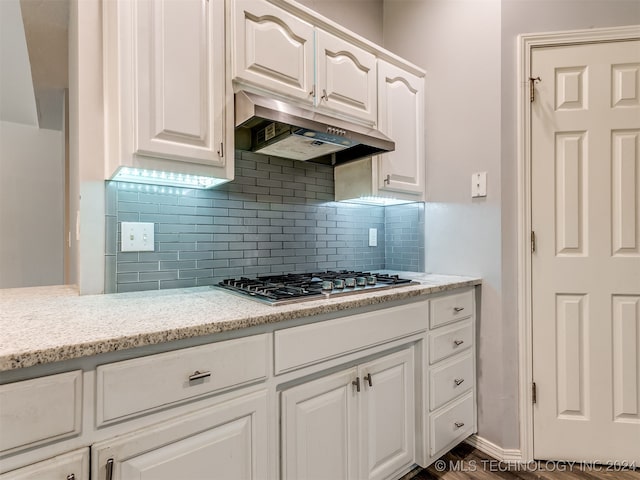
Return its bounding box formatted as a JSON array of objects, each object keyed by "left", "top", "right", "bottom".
[
  {"left": 454, "top": 307, "right": 465, "bottom": 312},
  {"left": 188, "top": 370, "right": 212, "bottom": 382},
  {"left": 321, "top": 88, "right": 328, "bottom": 101},
  {"left": 454, "top": 378, "right": 465, "bottom": 386},
  {"left": 453, "top": 339, "right": 464, "bottom": 346},
  {"left": 454, "top": 422, "right": 465, "bottom": 429},
  {"left": 383, "top": 174, "right": 391, "bottom": 185},
  {"left": 67, "top": 475, "right": 75, "bottom": 480},
  {"left": 352, "top": 377, "right": 361, "bottom": 392},
  {"left": 364, "top": 373, "right": 373, "bottom": 387}
]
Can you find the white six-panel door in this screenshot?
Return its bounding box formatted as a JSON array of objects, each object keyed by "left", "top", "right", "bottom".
[{"left": 531, "top": 39, "right": 640, "bottom": 463}]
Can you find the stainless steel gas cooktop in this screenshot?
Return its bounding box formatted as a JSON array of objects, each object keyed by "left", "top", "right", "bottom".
[{"left": 217, "top": 271, "right": 418, "bottom": 306}]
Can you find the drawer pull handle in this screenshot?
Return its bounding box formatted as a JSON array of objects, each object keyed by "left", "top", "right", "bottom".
[
  {"left": 188, "top": 370, "right": 212, "bottom": 382},
  {"left": 67, "top": 475, "right": 75, "bottom": 480},
  {"left": 352, "top": 377, "right": 361, "bottom": 392},
  {"left": 454, "top": 422, "right": 465, "bottom": 429},
  {"left": 454, "top": 378, "right": 465, "bottom": 386},
  {"left": 454, "top": 307, "right": 465, "bottom": 312},
  {"left": 453, "top": 339, "right": 464, "bottom": 346},
  {"left": 364, "top": 373, "right": 373, "bottom": 387},
  {"left": 106, "top": 459, "right": 114, "bottom": 480}
]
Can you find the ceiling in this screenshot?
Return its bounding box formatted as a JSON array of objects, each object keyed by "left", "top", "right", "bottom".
[{"left": 21, "top": 0, "right": 69, "bottom": 130}]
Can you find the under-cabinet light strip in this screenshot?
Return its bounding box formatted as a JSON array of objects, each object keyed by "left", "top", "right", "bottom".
[{"left": 112, "top": 167, "right": 228, "bottom": 189}]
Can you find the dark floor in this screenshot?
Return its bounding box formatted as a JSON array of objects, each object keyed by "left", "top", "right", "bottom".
[{"left": 408, "top": 443, "right": 640, "bottom": 479}]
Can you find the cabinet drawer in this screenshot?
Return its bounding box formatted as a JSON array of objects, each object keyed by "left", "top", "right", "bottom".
[
  {"left": 429, "top": 320, "right": 473, "bottom": 364},
  {"left": 430, "top": 290, "right": 473, "bottom": 328},
  {"left": 430, "top": 392, "right": 474, "bottom": 456},
  {"left": 97, "top": 334, "right": 268, "bottom": 425},
  {"left": 0, "top": 371, "right": 82, "bottom": 454},
  {"left": 429, "top": 353, "right": 473, "bottom": 411},
  {"left": 274, "top": 301, "right": 427, "bottom": 374}
]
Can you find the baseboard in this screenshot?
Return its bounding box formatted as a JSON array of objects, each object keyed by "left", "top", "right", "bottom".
[{"left": 465, "top": 435, "right": 523, "bottom": 463}]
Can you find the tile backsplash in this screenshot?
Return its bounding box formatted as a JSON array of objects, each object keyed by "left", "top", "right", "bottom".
[{"left": 105, "top": 151, "right": 424, "bottom": 293}]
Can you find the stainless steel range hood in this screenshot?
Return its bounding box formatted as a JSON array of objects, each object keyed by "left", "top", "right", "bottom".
[{"left": 234, "top": 91, "right": 394, "bottom": 165}]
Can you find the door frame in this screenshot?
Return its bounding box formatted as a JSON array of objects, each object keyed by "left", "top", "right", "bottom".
[{"left": 516, "top": 24, "right": 640, "bottom": 463}]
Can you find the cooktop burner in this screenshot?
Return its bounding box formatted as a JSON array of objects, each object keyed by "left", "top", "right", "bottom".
[{"left": 217, "top": 270, "right": 418, "bottom": 305}]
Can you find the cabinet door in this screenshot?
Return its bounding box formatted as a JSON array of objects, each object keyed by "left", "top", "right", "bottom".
[
  {"left": 377, "top": 61, "right": 425, "bottom": 196},
  {"left": 92, "top": 390, "right": 268, "bottom": 480},
  {"left": 232, "top": 0, "right": 314, "bottom": 104},
  {"left": 0, "top": 448, "right": 89, "bottom": 480},
  {"left": 360, "top": 348, "right": 415, "bottom": 480},
  {"left": 134, "top": 0, "right": 225, "bottom": 164},
  {"left": 316, "top": 30, "right": 377, "bottom": 125},
  {"left": 281, "top": 368, "right": 358, "bottom": 480}
]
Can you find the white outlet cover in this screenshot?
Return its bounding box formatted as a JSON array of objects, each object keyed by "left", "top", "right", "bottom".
[
  {"left": 471, "top": 172, "right": 487, "bottom": 198},
  {"left": 369, "top": 228, "right": 378, "bottom": 247},
  {"left": 121, "top": 222, "right": 155, "bottom": 252}
]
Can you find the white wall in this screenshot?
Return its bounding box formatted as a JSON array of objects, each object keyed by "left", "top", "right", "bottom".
[
  {"left": 0, "top": 121, "right": 64, "bottom": 287},
  {"left": 384, "top": 0, "right": 640, "bottom": 451},
  {"left": 296, "top": 0, "right": 384, "bottom": 44}
]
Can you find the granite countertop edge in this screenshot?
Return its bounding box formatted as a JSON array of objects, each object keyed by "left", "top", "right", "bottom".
[{"left": 0, "top": 273, "right": 481, "bottom": 372}]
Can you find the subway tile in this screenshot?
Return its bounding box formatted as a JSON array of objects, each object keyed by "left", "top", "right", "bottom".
[
  {"left": 229, "top": 208, "right": 258, "bottom": 218},
  {"left": 197, "top": 259, "right": 230, "bottom": 269},
  {"left": 160, "top": 260, "right": 197, "bottom": 270},
  {"left": 140, "top": 271, "right": 179, "bottom": 281},
  {"left": 196, "top": 225, "right": 229, "bottom": 234},
  {"left": 257, "top": 194, "right": 282, "bottom": 203},
  {"left": 139, "top": 251, "right": 179, "bottom": 261},
  {"left": 195, "top": 242, "right": 231, "bottom": 251},
  {"left": 180, "top": 251, "right": 214, "bottom": 260},
  {"left": 117, "top": 262, "right": 159, "bottom": 273},
  {"left": 118, "top": 281, "right": 159, "bottom": 293},
  {"left": 158, "top": 242, "right": 197, "bottom": 252},
  {"left": 179, "top": 269, "right": 214, "bottom": 279},
  {"left": 211, "top": 267, "right": 244, "bottom": 278},
  {"left": 159, "top": 204, "right": 197, "bottom": 215},
  {"left": 214, "top": 250, "right": 244, "bottom": 260},
  {"left": 228, "top": 242, "right": 258, "bottom": 251},
  {"left": 159, "top": 223, "right": 197, "bottom": 233},
  {"left": 116, "top": 252, "right": 139, "bottom": 262},
  {"left": 179, "top": 215, "right": 214, "bottom": 225},
  {"left": 178, "top": 196, "right": 212, "bottom": 207},
  {"left": 105, "top": 216, "right": 117, "bottom": 255},
  {"left": 139, "top": 213, "right": 176, "bottom": 223},
  {"left": 213, "top": 217, "right": 244, "bottom": 225},
  {"left": 179, "top": 233, "right": 214, "bottom": 242},
  {"left": 117, "top": 212, "right": 140, "bottom": 222},
  {"left": 105, "top": 255, "right": 117, "bottom": 293},
  {"left": 160, "top": 279, "right": 197, "bottom": 289}
]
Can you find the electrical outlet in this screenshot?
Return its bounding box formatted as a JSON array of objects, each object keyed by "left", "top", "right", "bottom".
[
  {"left": 121, "top": 222, "right": 155, "bottom": 252},
  {"left": 471, "top": 172, "right": 487, "bottom": 198},
  {"left": 369, "top": 228, "right": 377, "bottom": 247}
]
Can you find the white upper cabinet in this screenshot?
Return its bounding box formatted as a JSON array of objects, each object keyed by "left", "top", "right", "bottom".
[
  {"left": 315, "top": 30, "right": 377, "bottom": 124},
  {"left": 232, "top": 0, "right": 377, "bottom": 125},
  {"left": 334, "top": 61, "right": 425, "bottom": 202},
  {"left": 103, "top": 0, "right": 233, "bottom": 183},
  {"left": 232, "top": 0, "right": 315, "bottom": 104},
  {"left": 376, "top": 60, "right": 425, "bottom": 197}
]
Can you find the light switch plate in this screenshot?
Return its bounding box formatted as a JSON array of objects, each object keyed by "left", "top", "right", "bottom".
[
  {"left": 121, "top": 222, "right": 155, "bottom": 252},
  {"left": 471, "top": 172, "right": 487, "bottom": 198},
  {"left": 369, "top": 228, "right": 378, "bottom": 247}
]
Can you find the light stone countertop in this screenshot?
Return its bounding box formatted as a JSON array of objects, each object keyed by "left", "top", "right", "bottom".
[{"left": 0, "top": 273, "right": 481, "bottom": 372}]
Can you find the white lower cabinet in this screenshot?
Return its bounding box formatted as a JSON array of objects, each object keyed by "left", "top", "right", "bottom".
[
  {"left": 281, "top": 347, "right": 415, "bottom": 480},
  {"left": 0, "top": 448, "right": 89, "bottom": 480},
  {"left": 92, "top": 389, "right": 269, "bottom": 480},
  {"left": 426, "top": 289, "right": 477, "bottom": 461}
]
